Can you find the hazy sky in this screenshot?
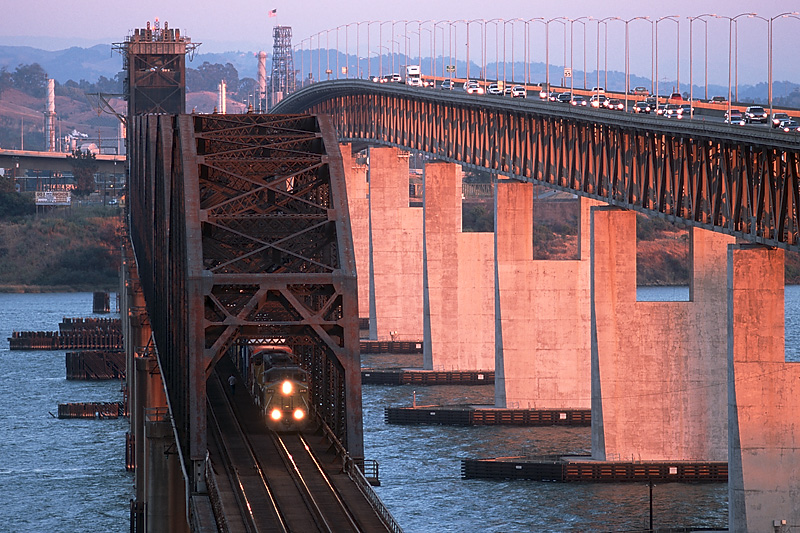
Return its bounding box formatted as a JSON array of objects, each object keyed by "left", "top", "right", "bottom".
[{"left": 1, "top": 0, "right": 798, "bottom": 85}]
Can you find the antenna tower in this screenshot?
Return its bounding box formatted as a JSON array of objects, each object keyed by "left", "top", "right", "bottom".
[{"left": 269, "top": 26, "right": 296, "bottom": 108}]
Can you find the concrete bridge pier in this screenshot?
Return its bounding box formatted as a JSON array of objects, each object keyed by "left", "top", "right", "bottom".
[
  {"left": 422, "top": 161, "right": 494, "bottom": 371},
  {"left": 728, "top": 244, "right": 800, "bottom": 532},
  {"left": 590, "top": 207, "right": 733, "bottom": 462},
  {"left": 364, "top": 146, "right": 423, "bottom": 341},
  {"left": 495, "top": 180, "right": 599, "bottom": 409},
  {"left": 340, "top": 144, "right": 370, "bottom": 320}
]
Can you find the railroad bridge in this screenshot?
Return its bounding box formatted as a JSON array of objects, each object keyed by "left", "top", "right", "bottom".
[{"left": 120, "top": 22, "right": 800, "bottom": 533}]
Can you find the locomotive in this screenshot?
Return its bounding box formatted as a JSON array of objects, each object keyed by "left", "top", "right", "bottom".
[{"left": 246, "top": 345, "right": 310, "bottom": 432}]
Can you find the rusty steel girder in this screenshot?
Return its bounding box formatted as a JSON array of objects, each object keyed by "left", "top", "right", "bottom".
[
  {"left": 127, "top": 112, "right": 362, "bottom": 473},
  {"left": 273, "top": 80, "right": 800, "bottom": 250}
]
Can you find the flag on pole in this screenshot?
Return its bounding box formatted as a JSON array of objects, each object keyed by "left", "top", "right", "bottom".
[{"left": 268, "top": 8, "right": 277, "bottom": 17}]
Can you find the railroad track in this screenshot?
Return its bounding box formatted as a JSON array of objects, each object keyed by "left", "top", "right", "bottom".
[{"left": 207, "top": 370, "right": 367, "bottom": 532}]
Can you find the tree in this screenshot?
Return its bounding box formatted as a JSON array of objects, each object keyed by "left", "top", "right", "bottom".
[
  {"left": 0, "top": 67, "right": 12, "bottom": 97},
  {"left": 67, "top": 149, "right": 98, "bottom": 197},
  {"left": 11, "top": 63, "right": 47, "bottom": 97}
]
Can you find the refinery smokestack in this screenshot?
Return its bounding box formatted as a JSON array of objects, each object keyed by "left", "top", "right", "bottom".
[
  {"left": 257, "top": 51, "right": 267, "bottom": 110},
  {"left": 45, "top": 77, "right": 56, "bottom": 151},
  {"left": 217, "top": 80, "right": 227, "bottom": 114}
]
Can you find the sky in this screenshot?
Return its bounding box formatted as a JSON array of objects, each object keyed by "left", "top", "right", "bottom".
[{"left": 1, "top": 0, "right": 798, "bottom": 86}]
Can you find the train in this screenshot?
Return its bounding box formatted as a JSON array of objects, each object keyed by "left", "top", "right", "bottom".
[{"left": 241, "top": 345, "right": 311, "bottom": 432}]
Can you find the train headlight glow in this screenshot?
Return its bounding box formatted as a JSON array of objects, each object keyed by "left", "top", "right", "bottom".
[
  {"left": 270, "top": 409, "right": 282, "bottom": 421},
  {"left": 281, "top": 381, "right": 293, "bottom": 395},
  {"left": 293, "top": 409, "right": 305, "bottom": 420}
]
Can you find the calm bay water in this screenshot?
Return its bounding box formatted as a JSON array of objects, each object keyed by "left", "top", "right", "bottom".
[{"left": 1, "top": 287, "right": 797, "bottom": 531}]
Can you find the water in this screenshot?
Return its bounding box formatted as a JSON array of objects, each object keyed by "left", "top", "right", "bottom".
[{"left": 1, "top": 287, "right": 798, "bottom": 531}]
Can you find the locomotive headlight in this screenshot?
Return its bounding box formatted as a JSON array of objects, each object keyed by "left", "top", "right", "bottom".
[
  {"left": 293, "top": 409, "right": 305, "bottom": 420},
  {"left": 281, "top": 381, "right": 293, "bottom": 395},
  {"left": 270, "top": 409, "right": 282, "bottom": 421}
]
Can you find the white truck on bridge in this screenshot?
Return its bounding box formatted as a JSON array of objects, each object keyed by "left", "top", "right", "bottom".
[{"left": 401, "top": 65, "right": 422, "bottom": 87}]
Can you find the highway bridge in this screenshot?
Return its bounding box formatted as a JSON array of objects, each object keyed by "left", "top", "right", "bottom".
[{"left": 121, "top": 23, "right": 800, "bottom": 533}]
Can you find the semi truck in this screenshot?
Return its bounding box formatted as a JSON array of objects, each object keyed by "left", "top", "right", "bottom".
[{"left": 401, "top": 65, "right": 422, "bottom": 87}]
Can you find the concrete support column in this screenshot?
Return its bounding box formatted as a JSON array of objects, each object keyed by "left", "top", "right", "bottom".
[
  {"left": 728, "top": 244, "right": 799, "bottom": 532},
  {"left": 367, "top": 146, "right": 423, "bottom": 341},
  {"left": 495, "top": 181, "right": 598, "bottom": 408},
  {"left": 340, "top": 144, "right": 370, "bottom": 319},
  {"left": 145, "top": 418, "right": 188, "bottom": 533},
  {"left": 423, "top": 161, "right": 494, "bottom": 371},
  {"left": 591, "top": 207, "right": 733, "bottom": 461}
]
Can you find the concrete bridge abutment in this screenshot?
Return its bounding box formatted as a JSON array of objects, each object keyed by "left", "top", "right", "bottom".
[
  {"left": 494, "top": 180, "right": 599, "bottom": 409},
  {"left": 422, "top": 161, "right": 494, "bottom": 371},
  {"left": 590, "top": 207, "right": 733, "bottom": 462},
  {"left": 728, "top": 244, "right": 800, "bottom": 532}
]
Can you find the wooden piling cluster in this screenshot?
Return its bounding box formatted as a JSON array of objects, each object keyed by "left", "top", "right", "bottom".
[
  {"left": 57, "top": 401, "right": 127, "bottom": 419},
  {"left": 9, "top": 318, "right": 123, "bottom": 350},
  {"left": 66, "top": 351, "right": 126, "bottom": 380}
]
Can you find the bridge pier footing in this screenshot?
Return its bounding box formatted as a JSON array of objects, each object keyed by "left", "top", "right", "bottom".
[
  {"left": 728, "top": 244, "right": 800, "bottom": 532},
  {"left": 422, "top": 161, "right": 494, "bottom": 371},
  {"left": 495, "top": 180, "right": 598, "bottom": 409},
  {"left": 340, "top": 144, "right": 370, "bottom": 322},
  {"left": 590, "top": 207, "right": 732, "bottom": 462}
]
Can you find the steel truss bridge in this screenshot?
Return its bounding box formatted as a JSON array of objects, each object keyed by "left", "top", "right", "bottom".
[
  {"left": 127, "top": 111, "right": 363, "bottom": 483},
  {"left": 273, "top": 80, "right": 800, "bottom": 251}
]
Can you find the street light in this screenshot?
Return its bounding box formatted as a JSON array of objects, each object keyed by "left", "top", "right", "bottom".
[
  {"left": 568, "top": 17, "right": 591, "bottom": 94},
  {"left": 526, "top": 18, "right": 545, "bottom": 85},
  {"left": 768, "top": 12, "right": 799, "bottom": 117},
  {"left": 654, "top": 15, "right": 678, "bottom": 104},
  {"left": 545, "top": 17, "right": 567, "bottom": 90},
  {"left": 504, "top": 19, "right": 526, "bottom": 85},
  {"left": 433, "top": 20, "right": 451, "bottom": 79},
  {"left": 596, "top": 17, "right": 619, "bottom": 92},
  {"left": 688, "top": 13, "right": 716, "bottom": 106},
  {"left": 719, "top": 13, "right": 756, "bottom": 118},
  {"left": 624, "top": 17, "right": 650, "bottom": 110}
]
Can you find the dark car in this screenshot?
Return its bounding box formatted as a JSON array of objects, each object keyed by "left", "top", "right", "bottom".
[
  {"left": 633, "top": 101, "right": 651, "bottom": 114},
  {"left": 570, "top": 95, "right": 587, "bottom": 106},
  {"left": 772, "top": 112, "right": 791, "bottom": 128},
  {"left": 606, "top": 98, "right": 624, "bottom": 111},
  {"left": 557, "top": 92, "right": 573, "bottom": 103},
  {"left": 780, "top": 120, "right": 800, "bottom": 132},
  {"left": 744, "top": 106, "right": 768, "bottom": 124}
]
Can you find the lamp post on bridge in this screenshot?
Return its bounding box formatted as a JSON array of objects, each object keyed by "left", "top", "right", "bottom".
[
  {"left": 544, "top": 17, "right": 567, "bottom": 91},
  {"left": 433, "top": 20, "right": 451, "bottom": 79},
  {"left": 526, "top": 18, "right": 544, "bottom": 86},
  {"left": 719, "top": 13, "right": 756, "bottom": 119},
  {"left": 568, "top": 16, "right": 591, "bottom": 95},
  {"left": 379, "top": 20, "right": 393, "bottom": 79},
  {"left": 504, "top": 18, "right": 526, "bottom": 85},
  {"left": 768, "top": 12, "right": 800, "bottom": 117},
  {"left": 483, "top": 19, "right": 502, "bottom": 84},
  {"left": 688, "top": 13, "right": 716, "bottom": 109},
  {"left": 654, "top": 15, "right": 678, "bottom": 105},
  {"left": 595, "top": 17, "right": 618, "bottom": 93}
]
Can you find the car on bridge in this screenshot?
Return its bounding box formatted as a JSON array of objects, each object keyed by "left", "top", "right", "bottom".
[
  {"left": 606, "top": 98, "right": 624, "bottom": 111},
  {"left": 570, "top": 95, "right": 587, "bottom": 106},
  {"left": 556, "top": 92, "right": 573, "bottom": 103},
  {"left": 632, "top": 86, "right": 650, "bottom": 96},
  {"left": 771, "top": 112, "right": 791, "bottom": 128},
  {"left": 724, "top": 109, "right": 743, "bottom": 124},
  {"left": 463, "top": 80, "right": 485, "bottom": 95},
  {"left": 744, "top": 106, "right": 768, "bottom": 124},
  {"left": 664, "top": 104, "right": 683, "bottom": 118},
  {"left": 633, "top": 101, "right": 651, "bottom": 114},
  {"left": 547, "top": 92, "right": 560, "bottom": 102},
  {"left": 487, "top": 83, "right": 503, "bottom": 95},
  {"left": 780, "top": 119, "right": 800, "bottom": 133},
  {"left": 511, "top": 86, "right": 527, "bottom": 98},
  {"left": 440, "top": 79, "right": 454, "bottom": 90},
  {"left": 590, "top": 95, "right": 608, "bottom": 108}
]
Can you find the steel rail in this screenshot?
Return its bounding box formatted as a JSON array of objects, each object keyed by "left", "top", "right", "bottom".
[{"left": 207, "top": 372, "right": 289, "bottom": 532}]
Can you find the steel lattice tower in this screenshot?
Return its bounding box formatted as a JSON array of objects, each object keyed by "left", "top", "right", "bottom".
[{"left": 269, "top": 26, "right": 296, "bottom": 108}]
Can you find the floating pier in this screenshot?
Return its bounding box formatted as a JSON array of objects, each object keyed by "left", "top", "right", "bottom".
[
  {"left": 362, "top": 369, "right": 493, "bottom": 385},
  {"left": 385, "top": 406, "right": 591, "bottom": 426},
  {"left": 461, "top": 455, "right": 727, "bottom": 483}
]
